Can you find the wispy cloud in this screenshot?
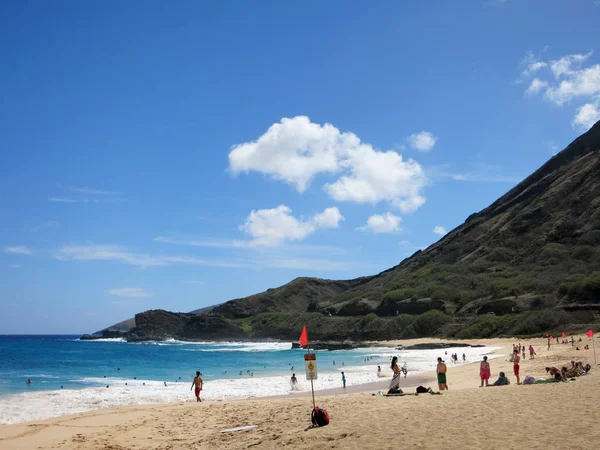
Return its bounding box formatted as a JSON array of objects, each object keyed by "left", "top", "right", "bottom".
[
  {"left": 429, "top": 164, "right": 522, "bottom": 184},
  {"left": 70, "top": 186, "right": 122, "bottom": 196},
  {"left": 9, "top": 264, "right": 22, "bottom": 268},
  {"left": 49, "top": 186, "right": 126, "bottom": 204},
  {"left": 31, "top": 220, "right": 60, "bottom": 233},
  {"left": 49, "top": 197, "right": 78, "bottom": 203},
  {"left": 5, "top": 246, "right": 33, "bottom": 255},
  {"left": 56, "top": 244, "right": 354, "bottom": 271},
  {"left": 108, "top": 287, "right": 153, "bottom": 298}
]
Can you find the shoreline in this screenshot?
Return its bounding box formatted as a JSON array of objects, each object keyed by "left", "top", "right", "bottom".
[
  {"left": 3, "top": 336, "right": 599, "bottom": 449},
  {"left": 0, "top": 338, "right": 503, "bottom": 427}
]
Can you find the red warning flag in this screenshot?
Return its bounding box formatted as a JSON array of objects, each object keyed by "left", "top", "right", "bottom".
[
  {"left": 299, "top": 325, "right": 309, "bottom": 348},
  {"left": 587, "top": 330, "right": 594, "bottom": 339}
]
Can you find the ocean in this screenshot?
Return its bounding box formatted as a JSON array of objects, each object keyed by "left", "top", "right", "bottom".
[{"left": 0, "top": 335, "right": 500, "bottom": 425}]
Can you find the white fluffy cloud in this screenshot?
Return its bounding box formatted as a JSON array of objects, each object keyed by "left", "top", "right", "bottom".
[
  {"left": 358, "top": 213, "right": 402, "bottom": 234},
  {"left": 572, "top": 102, "right": 600, "bottom": 131},
  {"left": 520, "top": 50, "right": 600, "bottom": 131},
  {"left": 312, "top": 207, "right": 345, "bottom": 229},
  {"left": 433, "top": 225, "right": 448, "bottom": 236},
  {"left": 240, "top": 205, "right": 344, "bottom": 247},
  {"left": 5, "top": 246, "right": 32, "bottom": 255},
  {"left": 324, "top": 145, "right": 426, "bottom": 213},
  {"left": 407, "top": 131, "right": 438, "bottom": 152},
  {"left": 229, "top": 116, "right": 354, "bottom": 192},
  {"left": 526, "top": 78, "right": 549, "bottom": 95},
  {"left": 108, "top": 288, "right": 153, "bottom": 298},
  {"left": 229, "top": 116, "right": 427, "bottom": 212}
]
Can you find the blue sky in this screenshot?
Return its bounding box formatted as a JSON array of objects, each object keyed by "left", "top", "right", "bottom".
[{"left": 2, "top": 0, "right": 600, "bottom": 334}]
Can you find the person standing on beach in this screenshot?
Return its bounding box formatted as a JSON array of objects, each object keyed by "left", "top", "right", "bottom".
[
  {"left": 341, "top": 371, "right": 346, "bottom": 389},
  {"left": 290, "top": 373, "right": 298, "bottom": 390},
  {"left": 513, "top": 350, "right": 521, "bottom": 385},
  {"left": 190, "top": 371, "right": 203, "bottom": 402},
  {"left": 388, "top": 357, "right": 402, "bottom": 393},
  {"left": 529, "top": 345, "right": 536, "bottom": 359},
  {"left": 437, "top": 357, "right": 448, "bottom": 391},
  {"left": 480, "top": 356, "right": 491, "bottom": 387},
  {"left": 522, "top": 346, "right": 526, "bottom": 360}
]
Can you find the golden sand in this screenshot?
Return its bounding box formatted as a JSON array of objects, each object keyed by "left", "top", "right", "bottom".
[{"left": 1, "top": 337, "right": 599, "bottom": 450}]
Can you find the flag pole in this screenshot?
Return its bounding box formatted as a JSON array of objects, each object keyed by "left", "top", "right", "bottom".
[{"left": 308, "top": 337, "right": 316, "bottom": 409}]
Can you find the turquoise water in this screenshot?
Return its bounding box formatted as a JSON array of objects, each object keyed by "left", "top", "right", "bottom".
[
  {"left": 0, "top": 335, "right": 497, "bottom": 425},
  {"left": 0, "top": 335, "right": 379, "bottom": 395}
]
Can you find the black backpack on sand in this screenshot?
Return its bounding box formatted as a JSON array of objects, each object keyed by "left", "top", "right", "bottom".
[{"left": 311, "top": 406, "right": 330, "bottom": 427}]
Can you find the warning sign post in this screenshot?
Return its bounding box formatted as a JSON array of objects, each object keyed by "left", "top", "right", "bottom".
[{"left": 304, "top": 353, "right": 318, "bottom": 380}]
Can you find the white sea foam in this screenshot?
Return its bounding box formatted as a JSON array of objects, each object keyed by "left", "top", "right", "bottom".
[{"left": 0, "top": 345, "right": 501, "bottom": 425}]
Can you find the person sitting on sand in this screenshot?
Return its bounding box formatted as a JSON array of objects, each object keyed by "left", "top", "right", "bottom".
[
  {"left": 437, "top": 357, "right": 448, "bottom": 391},
  {"left": 388, "top": 357, "right": 402, "bottom": 394},
  {"left": 190, "top": 371, "right": 203, "bottom": 402},
  {"left": 480, "top": 356, "right": 491, "bottom": 387},
  {"left": 490, "top": 372, "right": 510, "bottom": 386}
]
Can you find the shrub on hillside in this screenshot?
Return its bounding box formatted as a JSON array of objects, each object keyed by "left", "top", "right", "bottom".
[{"left": 409, "top": 310, "right": 453, "bottom": 337}]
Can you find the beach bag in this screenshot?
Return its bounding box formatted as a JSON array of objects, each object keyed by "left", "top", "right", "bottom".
[
  {"left": 416, "top": 385, "right": 429, "bottom": 394},
  {"left": 387, "top": 387, "right": 403, "bottom": 395},
  {"left": 523, "top": 376, "right": 535, "bottom": 385},
  {"left": 311, "top": 407, "right": 330, "bottom": 427}
]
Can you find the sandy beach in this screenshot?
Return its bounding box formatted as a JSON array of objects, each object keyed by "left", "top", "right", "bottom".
[{"left": 1, "top": 336, "right": 599, "bottom": 450}]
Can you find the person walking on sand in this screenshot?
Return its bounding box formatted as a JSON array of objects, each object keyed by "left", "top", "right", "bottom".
[
  {"left": 341, "top": 371, "right": 346, "bottom": 389},
  {"left": 513, "top": 350, "right": 521, "bottom": 385},
  {"left": 190, "top": 371, "right": 203, "bottom": 402},
  {"left": 437, "top": 357, "right": 448, "bottom": 391},
  {"left": 480, "top": 356, "right": 491, "bottom": 387},
  {"left": 529, "top": 345, "right": 536, "bottom": 360}
]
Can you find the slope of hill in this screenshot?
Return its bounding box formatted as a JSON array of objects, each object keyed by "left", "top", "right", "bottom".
[{"left": 94, "top": 120, "right": 600, "bottom": 342}]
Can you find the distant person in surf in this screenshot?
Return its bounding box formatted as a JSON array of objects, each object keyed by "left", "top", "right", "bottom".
[
  {"left": 191, "top": 371, "right": 203, "bottom": 402},
  {"left": 290, "top": 373, "right": 298, "bottom": 390},
  {"left": 377, "top": 365, "right": 382, "bottom": 377}
]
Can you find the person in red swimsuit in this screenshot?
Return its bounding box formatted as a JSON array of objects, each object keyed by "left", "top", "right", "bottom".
[
  {"left": 513, "top": 350, "right": 521, "bottom": 385},
  {"left": 190, "top": 371, "right": 203, "bottom": 402}
]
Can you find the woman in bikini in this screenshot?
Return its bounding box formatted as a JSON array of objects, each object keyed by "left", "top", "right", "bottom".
[{"left": 480, "top": 355, "right": 491, "bottom": 387}]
